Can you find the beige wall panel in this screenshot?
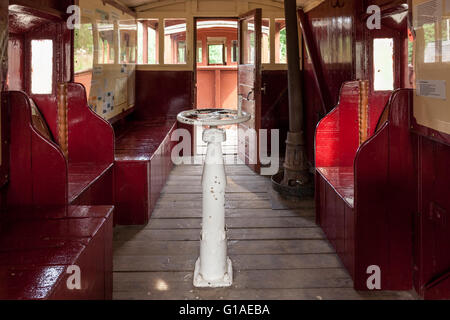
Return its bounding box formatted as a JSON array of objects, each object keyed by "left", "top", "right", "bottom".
[
  {"left": 148, "top": 3, "right": 187, "bottom": 12},
  {"left": 413, "top": 0, "right": 450, "bottom": 134},
  {"left": 77, "top": 0, "right": 137, "bottom": 121},
  {"left": 197, "top": 0, "right": 237, "bottom": 13},
  {"left": 248, "top": 3, "right": 282, "bottom": 11}
]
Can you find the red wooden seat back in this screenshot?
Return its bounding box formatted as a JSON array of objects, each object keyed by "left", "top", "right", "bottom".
[
  {"left": 65, "top": 83, "right": 114, "bottom": 166},
  {"left": 315, "top": 85, "right": 415, "bottom": 291},
  {"left": 353, "top": 88, "right": 414, "bottom": 290},
  {"left": 4, "top": 90, "right": 67, "bottom": 206},
  {"left": 3, "top": 83, "right": 115, "bottom": 207},
  {"left": 315, "top": 81, "right": 361, "bottom": 168},
  {"left": 316, "top": 81, "right": 393, "bottom": 168}
]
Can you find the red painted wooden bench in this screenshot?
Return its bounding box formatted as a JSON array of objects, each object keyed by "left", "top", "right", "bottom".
[
  {"left": 0, "top": 83, "right": 115, "bottom": 299},
  {"left": 315, "top": 81, "right": 415, "bottom": 290},
  {"left": 0, "top": 205, "right": 113, "bottom": 299},
  {"left": 114, "top": 118, "right": 176, "bottom": 225},
  {"left": 3, "top": 83, "right": 114, "bottom": 206}
]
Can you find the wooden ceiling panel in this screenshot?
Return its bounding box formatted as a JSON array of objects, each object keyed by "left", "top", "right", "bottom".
[{"left": 119, "top": 0, "right": 324, "bottom": 11}]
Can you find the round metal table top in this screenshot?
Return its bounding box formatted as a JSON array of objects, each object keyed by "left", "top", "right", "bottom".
[{"left": 177, "top": 109, "right": 251, "bottom": 126}]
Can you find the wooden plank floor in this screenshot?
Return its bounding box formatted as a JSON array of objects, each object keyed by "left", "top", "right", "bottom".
[{"left": 113, "top": 163, "right": 416, "bottom": 300}]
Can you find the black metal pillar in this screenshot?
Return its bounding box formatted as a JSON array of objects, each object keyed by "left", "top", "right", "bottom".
[{"left": 282, "top": 0, "right": 310, "bottom": 186}]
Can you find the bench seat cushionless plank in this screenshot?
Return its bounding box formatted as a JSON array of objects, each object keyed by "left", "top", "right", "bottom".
[
  {"left": 114, "top": 120, "right": 176, "bottom": 225},
  {"left": 0, "top": 206, "right": 113, "bottom": 300}
]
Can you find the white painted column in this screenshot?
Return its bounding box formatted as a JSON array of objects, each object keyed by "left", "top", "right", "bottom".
[{"left": 193, "top": 127, "right": 233, "bottom": 287}]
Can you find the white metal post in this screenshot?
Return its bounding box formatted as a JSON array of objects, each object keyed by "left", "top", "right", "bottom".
[
  {"left": 193, "top": 127, "right": 233, "bottom": 287},
  {"left": 177, "top": 108, "right": 250, "bottom": 288}
]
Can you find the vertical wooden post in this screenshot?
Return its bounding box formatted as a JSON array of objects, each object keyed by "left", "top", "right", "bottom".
[
  {"left": 215, "top": 69, "right": 221, "bottom": 108},
  {"left": 270, "top": 17, "right": 276, "bottom": 64},
  {"left": 57, "top": 83, "right": 69, "bottom": 159},
  {"left": 358, "top": 80, "right": 369, "bottom": 145},
  {"left": 159, "top": 18, "right": 164, "bottom": 65},
  {"left": 114, "top": 20, "right": 119, "bottom": 64},
  {"left": 143, "top": 21, "right": 149, "bottom": 64},
  {"left": 281, "top": 0, "right": 310, "bottom": 186}
]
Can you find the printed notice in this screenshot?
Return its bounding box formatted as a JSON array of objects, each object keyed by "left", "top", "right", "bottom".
[
  {"left": 93, "top": 66, "right": 103, "bottom": 75},
  {"left": 416, "top": 80, "right": 447, "bottom": 99}
]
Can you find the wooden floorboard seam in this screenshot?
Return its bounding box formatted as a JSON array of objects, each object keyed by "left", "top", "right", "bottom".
[{"left": 112, "top": 164, "right": 416, "bottom": 300}]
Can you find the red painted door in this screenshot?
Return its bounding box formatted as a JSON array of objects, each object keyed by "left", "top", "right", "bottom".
[{"left": 238, "top": 9, "right": 262, "bottom": 173}]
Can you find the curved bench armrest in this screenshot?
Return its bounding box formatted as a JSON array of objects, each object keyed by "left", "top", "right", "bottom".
[{"left": 66, "top": 83, "right": 115, "bottom": 165}]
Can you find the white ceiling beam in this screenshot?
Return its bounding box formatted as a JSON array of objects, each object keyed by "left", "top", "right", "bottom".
[{"left": 128, "top": 0, "right": 325, "bottom": 14}]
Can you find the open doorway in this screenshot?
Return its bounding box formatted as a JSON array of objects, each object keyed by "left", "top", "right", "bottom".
[{"left": 194, "top": 18, "right": 239, "bottom": 156}]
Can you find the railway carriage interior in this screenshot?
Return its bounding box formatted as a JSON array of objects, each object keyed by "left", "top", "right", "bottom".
[{"left": 0, "top": 0, "right": 449, "bottom": 301}]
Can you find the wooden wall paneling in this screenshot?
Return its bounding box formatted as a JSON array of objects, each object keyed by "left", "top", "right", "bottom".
[
  {"left": 0, "top": 0, "right": 8, "bottom": 189},
  {"left": 302, "top": 0, "right": 356, "bottom": 164}
]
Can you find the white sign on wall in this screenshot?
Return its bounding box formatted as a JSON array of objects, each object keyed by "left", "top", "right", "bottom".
[{"left": 416, "top": 80, "right": 447, "bottom": 99}]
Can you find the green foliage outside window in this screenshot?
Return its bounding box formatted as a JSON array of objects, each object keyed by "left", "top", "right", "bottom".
[
  {"left": 408, "top": 40, "right": 413, "bottom": 65},
  {"left": 209, "top": 44, "right": 224, "bottom": 64},
  {"left": 279, "top": 28, "right": 287, "bottom": 63},
  {"left": 148, "top": 28, "right": 157, "bottom": 64},
  {"left": 197, "top": 47, "right": 202, "bottom": 63},
  {"left": 178, "top": 41, "right": 186, "bottom": 64},
  {"left": 74, "top": 24, "right": 94, "bottom": 73}
]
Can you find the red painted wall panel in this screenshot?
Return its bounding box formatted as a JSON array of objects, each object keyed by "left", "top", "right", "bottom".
[
  {"left": 197, "top": 70, "right": 216, "bottom": 108},
  {"left": 135, "top": 70, "right": 193, "bottom": 120},
  {"left": 303, "top": 1, "right": 356, "bottom": 163},
  {"left": 74, "top": 71, "right": 92, "bottom": 98},
  {"left": 220, "top": 70, "right": 238, "bottom": 109},
  {"left": 261, "top": 70, "right": 289, "bottom": 156},
  {"left": 196, "top": 27, "right": 238, "bottom": 109},
  {"left": 0, "top": 0, "right": 9, "bottom": 190},
  {"left": 415, "top": 136, "right": 450, "bottom": 299}
]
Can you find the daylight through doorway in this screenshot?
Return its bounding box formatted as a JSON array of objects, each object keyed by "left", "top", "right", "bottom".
[{"left": 195, "top": 18, "right": 239, "bottom": 156}]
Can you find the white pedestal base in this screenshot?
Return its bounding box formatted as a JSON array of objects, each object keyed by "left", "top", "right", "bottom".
[
  {"left": 176, "top": 110, "right": 250, "bottom": 289},
  {"left": 191, "top": 127, "right": 233, "bottom": 288},
  {"left": 193, "top": 257, "right": 233, "bottom": 288}
]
